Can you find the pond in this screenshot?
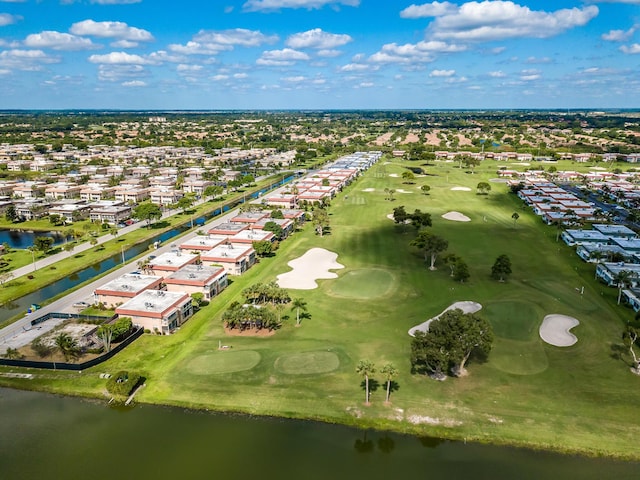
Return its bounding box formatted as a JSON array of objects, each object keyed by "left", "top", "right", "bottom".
[
  {"left": 0, "top": 387, "right": 638, "bottom": 480},
  {"left": 0, "top": 229, "right": 68, "bottom": 249}
]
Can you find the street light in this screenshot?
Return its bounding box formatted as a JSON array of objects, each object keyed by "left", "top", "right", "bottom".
[{"left": 28, "top": 246, "right": 36, "bottom": 272}]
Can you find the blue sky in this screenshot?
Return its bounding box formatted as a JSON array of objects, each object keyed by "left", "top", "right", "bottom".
[{"left": 0, "top": 0, "right": 639, "bottom": 109}]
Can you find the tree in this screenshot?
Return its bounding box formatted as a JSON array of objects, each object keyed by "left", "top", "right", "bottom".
[
  {"left": 252, "top": 240, "right": 273, "bottom": 257},
  {"left": 270, "top": 209, "right": 284, "bottom": 219},
  {"left": 453, "top": 259, "right": 470, "bottom": 283},
  {"left": 134, "top": 202, "right": 162, "bottom": 228},
  {"left": 204, "top": 185, "right": 223, "bottom": 201},
  {"left": 615, "top": 270, "right": 634, "bottom": 305},
  {"left": 175, "top": 194, "right": 195, "bottom": 213},
  {"left": 97, "top": 324, "right": 114, "bottom": 353},
  {"left": 392, "top": 205, "right": 408, "bottom": 227},
  {"left": 312, "top": 207, "right": 329, "bottom": 236},
  {"left": 263, "top": 221, "right": 284, "bottom": 240},
  {"left": 54, "top": 332, "right": 80, "bottom": 362},
  {"left": 401, "top": 171, "right": 415, "bottom": 183},
  {"left": 2, "top": 347, "right": 23, "bottom": 360},
  {"left": 89, "top": 236, "right": 99, "bottom": 249},
  {"left": 5, "top": 204, "right": 18, "bottom": 222},
  {"left": 380, "top": 363, "right": 398, "bottom": 403},
  {"left": 411, "top": 309, "right": 493, "bottom": 378},
  {"left": 410, "top": 230, "right": 448, "bottom": 270},
  {"left": 291, "top": 297, "right": 308, "bottom": 326},
  {"left": 420, "top": 184, "right": 431, "bottom": 195},
  {"left": 442, "top": 253, "right": 460, "bottom": 277},
  {"left": 63, "top": 242, "right": 75, "bottom": 256},
  {"left": 356, "top": 360, "right": 375, "bottom": 405},
  {"left": 476, "top": 182, "right": 491, "bottom": 195},
  {"left": 623, "top": 325, "right": 640, "bottom": 373},
  {"left": 511, "top": 212, "right": 520, "bottom": 227},
  {"left": 409, "top": 209, "right": 432, "bottom": 230},
  {"left": 48, "top": 214, "right": 64, "bottom": 226},
  {"left": 33, "top": 236, "right": 54, "bottom": 253},
  {"left": 491, "top": 254, "right": 512, "bottom": 282}
]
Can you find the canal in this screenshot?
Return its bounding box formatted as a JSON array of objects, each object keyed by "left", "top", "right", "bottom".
[{"left": 0, "top": 176, "right": 294, "bottom": 323}]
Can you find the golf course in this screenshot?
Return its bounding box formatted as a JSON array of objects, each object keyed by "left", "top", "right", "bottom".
[{"left": 3, "top": 157, "right": 640, "bottom": 459}]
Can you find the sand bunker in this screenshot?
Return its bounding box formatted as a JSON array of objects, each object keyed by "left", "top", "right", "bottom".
[
  {"left": 442, "top": 211, "right": 470, "bottom": 222},
  {"left": 395, "top": 188, "right": 410, "bottom": 193},
  {"left": 362, "top": 188, "right": 375, "bottom": 192},
  {"left": 409, "top": 301, "right": 482, "bottom": 336},
  {"left": 450, "top": 186, "right": 472, "bottom": 191},
  {"left": 511, "top": 162, "right": 530, "bottom": 166},
  {"left": 539, "top": 314, "right": 579, "bottom": 347},
  {"left": 389, "top": 173, "right": 399, "bottom": 177},
  {"left": 277, "top": 248, "right": 344, "bottom": 290}
]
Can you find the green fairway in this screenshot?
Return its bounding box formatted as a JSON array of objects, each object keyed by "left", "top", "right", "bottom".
[
  {"left": 275, "top": 351, "right": 340, "bottom": 374},
  {"left": 4, "top": 157, "right": 640, "bottom": 459},
  {"left": 185, "top": 350, "right": 261, "bottom": 375},
  {"left": 328, "top": 268, "right": 395, "bottom": 299}
]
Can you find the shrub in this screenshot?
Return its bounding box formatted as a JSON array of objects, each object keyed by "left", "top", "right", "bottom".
[{"left": 106, "top": 370, "right": 141, "bottom": 397}]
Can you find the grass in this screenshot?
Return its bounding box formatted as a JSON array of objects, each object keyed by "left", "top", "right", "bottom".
[{"left": 2, "top": 158, "right": 640, "bottom": 459}]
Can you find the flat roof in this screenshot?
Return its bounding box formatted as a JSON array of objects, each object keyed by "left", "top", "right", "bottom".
[
  {"left": 165, "top": 264, "right": 226, "bottom": 285},
  {"left": 230, "top": 229, "right": 274, "bottom": 242},
  {"left": 149, "top": 251, "right": 198, "bottom": 269},
  {"left": 179, "top": 235, "right": 227, "bottom": 250},
  {"left": 202, "top": 243, "right": 253, "bottom": 261},
  {"left": 231, "top": 211, "right": 269, "bottom": 222},
  {"left": 593, "top": 224, "right": 637, "bottom": 236},
  {"left": 208, "top": 222, "right": 247, "bottom": 234},
  {"left": 116, "top": 289, "right": 189, "bottom": 317},
  {"left": 95, "top": 273, "right": 162, "bottom": 295}
]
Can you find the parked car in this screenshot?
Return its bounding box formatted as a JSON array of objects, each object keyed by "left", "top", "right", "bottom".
[{"left": 72, "top": 301, "right": 90, "bottom": 309}]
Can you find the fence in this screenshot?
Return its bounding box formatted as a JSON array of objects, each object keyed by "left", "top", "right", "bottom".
[{"left": 0, "top": 326, "right": 144, "bottom": 371}]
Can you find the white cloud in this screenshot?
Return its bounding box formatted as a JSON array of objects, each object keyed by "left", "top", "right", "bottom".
[
  {"left": 0, "top": 13, "right": 22, "bottom": 26},
  {"left": 488, "top": 70, "right": 506, "bottom": 77},
  {"left": 339, "top": 62, "right": 372, "bottom": 72},
  {"left": 169, "top": 29, "right": 278, "bottom": 56},
  {"left": 520, "top": 69, "right": 541, "bottom": 81},
  {"left": 0, "top": 49, "right": 60, "bottom": 71},
  {"left": 430, "top": 69, "right": 455, "bottom": 77},
  {"left": 424, "top": 1, "right": 599, "bottom": 42},
  {"left": 89, "top": 51, "right": 156, "bottom": 65},
  {"left": 234, "top": 73, "right": 248, "bottom": 79},
  {"left": 256, "top": 48, "right": 309, "bottom": 66},
  {"left": 620, "top": 43, "right": 640, "bottom": 54},
  {"left": 525, "top": 56, "right": 552, "bottom": 64},
  {"left": 176, "top": 64, "right": 203, "bottom": 72},
  {"left": 24, "top": 31, "right": 98, "bottom": 51},
  {"left": 400, "top": 2, "right": 457, "bottom": 18},
  {"left": 110, "top": 40, "right": 139, "bottom": 49},
  {"left": 243, "top": 0, "right": 359, "bottom": 12},
  {"left": 368, "top": 40, "right": 465, "bottom": 65},
  {"left": 212, "top": 74, "right": 229, "bottom": 81},
  {"left": 70, "top": 20, "right": 154, "bottom": 44},
  {"left": 122, "top": 80, "right": 147, "bottom": 87},
  {"left": 357, "top": 81, "right": 374, "bottom": 87},
  {"left": 602, "top": 27, "right": 635, "bottom": 42},
  {"left": 283, "top": 75, "right": 306, "bottom": 82},
  {"left": 286, "top": 28, "right": 352, "bottom": 49},
  {"left": 317, "top": 49, "right": 342, "bottom": 57},
  {"left": 97, "top": 64, "right": 146, "bottom": 82}
]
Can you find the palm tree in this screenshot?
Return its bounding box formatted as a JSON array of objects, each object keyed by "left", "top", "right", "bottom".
[
  {"left": 381, "top": 363, "right": 397, "bottom": 404},
  {"left": 356, "top": 360, "right": 375, "bottom": 405},
  {"left": 291, "top": 298, "right": 307, "bottom": 326},
  {"left": 54, "top": 332, "right": 79, "bottom": 362},
  {"left": 615, "top": 270, "right": 634, "bottom": 305}
]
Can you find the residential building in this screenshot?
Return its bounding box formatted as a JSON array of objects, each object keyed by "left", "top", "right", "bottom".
[
  {"left": 164, "top": 264, "right": 228, "bottom": 300},
  {"left": 94, "top": 273, "right": 164, "bottom": 308},
  {"left": 115, "top": 289, "right": 193, "bottom": 334}
]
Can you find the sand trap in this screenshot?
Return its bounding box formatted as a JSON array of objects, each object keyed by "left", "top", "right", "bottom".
[
  {"left": 277, "top": 248, "right": 344, "bottom": 290},
  {"left": 539, "top": 314, "right": 579, "bottom": 347},
  {"left": 442, "top": 211, "right": 470, "bottom": 222},
  {"left": 511, "top": 162, "right": 530, "bottom": 166},
  {"left": 362, "top": 188, "right": 375, "bottom": 192},
  {"left": 450, "top": 186, "right": 471, "bottom": 191},
  {"left": 389, "top": 173, "right": 399, "bottom": 177},
  {"left": 395, "top": 188, "right": 410, "bottom": 193},
  {"left": 489, "top": 178, "right": 509, "bottom": 183},
  {"left": 409, "top": 301, "right": 482, "bottom": 336}
]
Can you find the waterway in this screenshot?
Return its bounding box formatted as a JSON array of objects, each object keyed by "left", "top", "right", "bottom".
[
  {"left": 0, "top": 388, "right": 638, "bottom": 480},
  {"left": 0, "top": 176, "right": 293, "bottom": 323}
]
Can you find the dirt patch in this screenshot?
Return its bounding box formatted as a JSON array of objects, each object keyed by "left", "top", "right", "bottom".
[{"left": 224, "top": 326, "right": 276, "bottom": 337}]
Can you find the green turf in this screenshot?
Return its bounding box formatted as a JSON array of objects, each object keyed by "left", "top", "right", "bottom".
[
  {"left": 328, "top": 269, "right": 395, "bottom": 299},
  {"left": 186, "top": 350, "right": 261, "bottom": 374},
  {"left": 274, "top": 351, "right": 340, "bottom": 374},
  {"left": 5, "top": 158, "right": 640, "bottom": 459}
]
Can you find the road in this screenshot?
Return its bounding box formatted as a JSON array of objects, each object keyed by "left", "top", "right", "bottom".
[{"left": 0, "top": 182, "right": 290, "bottom": 354}]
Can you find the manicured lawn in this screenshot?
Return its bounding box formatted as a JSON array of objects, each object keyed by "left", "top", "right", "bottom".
[{"left": 3, "top": 158, "right": 640, "bottom": 459}]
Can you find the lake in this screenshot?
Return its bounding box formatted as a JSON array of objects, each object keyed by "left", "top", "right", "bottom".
[
  {"left": 0, "top": 229, "right": 67, "bottom": 249},
  {"left": 0, "top": 388, "right": 638, "bottom": 480}
]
